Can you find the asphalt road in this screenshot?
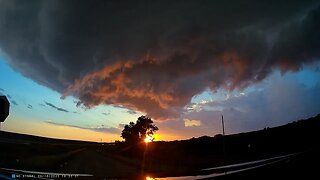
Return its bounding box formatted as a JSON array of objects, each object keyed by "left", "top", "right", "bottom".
[{"left": 205, "top": 149, "right": 320, "bottom": 180}]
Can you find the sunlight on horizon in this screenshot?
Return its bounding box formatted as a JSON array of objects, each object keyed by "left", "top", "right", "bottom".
[
  {"left": 146, "top": 177, "right": 156, "bottom": 180},
  {"left": 2, "top": 116, "right": 121, "bottom": 142},
  {"left": 144, "top": 134, "right": 154, "bottom": 143}
]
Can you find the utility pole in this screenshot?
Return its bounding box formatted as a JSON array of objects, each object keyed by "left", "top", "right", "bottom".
[
  {"left": 221, "top": 113, "right": 227, "bottom": 169},
  {"left": 221, "top": 114, "right": 225, "bottom": 136}
]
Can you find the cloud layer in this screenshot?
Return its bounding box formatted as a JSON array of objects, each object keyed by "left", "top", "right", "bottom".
[
  {"left": 0, "top": 0, "right": 320, "bottom": 119},
  {"left": 45, "top": 121, "right": 120, "bottom": 134},
  {"left": 183, "top": 72, "right": 320, "bottom": 134},
  {"left": 44, "top": 101, "right": 69, "bottom": 113}
]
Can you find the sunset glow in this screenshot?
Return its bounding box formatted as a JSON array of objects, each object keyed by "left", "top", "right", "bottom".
[
  {"left": 144, "top": 135, "right": 154, "bottom": 143},
  {"left": 145, "top": 177, "right": 155, "bottom": 180}
]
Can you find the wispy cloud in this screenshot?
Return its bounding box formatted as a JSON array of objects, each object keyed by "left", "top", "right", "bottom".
[
  {"left": 11, "top": 100, "right": 18, "bottom": 106},
  {"left": 102, "top": 110, "right": 110, "bottom": 116},
  {"left": 183, "top": 71, "right": 320, "bottom": 134},
  {"left": 127, "top": 110, "right": 137, "bottom": 115},
  {"left": 118, "top": 123, "right": 126, "bottom": 129},
  {"left": 184, "top": 118, "right": 202, "bottom": 127},
  {"left": 185, "top": 103, "right": 203, "bottom": 113},
  {"left": 39, "top": 103, "right": 46, "bottom": 107},
  {"left": 44, "top": 101, "right": 69, "bottom": 113},
  {"left": 45, "top": 121, "right": 120, "bottom": 134}
]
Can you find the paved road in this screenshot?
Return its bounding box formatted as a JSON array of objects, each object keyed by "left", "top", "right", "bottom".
[
  {"left": 206, "top": 149, "right": 320, "bottom": 180},
  {"left": 0, "top": 147, "right": 139, "bottom": 179},
  {"left": 2, "top": 147, "right": 320, "bottom": 180},
  {"left": 152, "top": 149, "right": 320, "bottom": 180},
  {"left": 55, "top": 148, "right": 139, "bottom": 179}
]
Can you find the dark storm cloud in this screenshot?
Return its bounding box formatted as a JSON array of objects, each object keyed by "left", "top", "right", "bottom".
[
  {"left": 44, "top": 101, "right": 69, "bottom": 113},
  {"left": 0, "top": 0, "right": 320, "bottom": 119}
]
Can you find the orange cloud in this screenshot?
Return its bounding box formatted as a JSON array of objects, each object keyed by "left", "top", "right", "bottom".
[
  {"left": 61, "top": 49, "right": 309, "bottom": 120},
  {"left": 63, "top": 59, "right": 183, "bottom": 120}
]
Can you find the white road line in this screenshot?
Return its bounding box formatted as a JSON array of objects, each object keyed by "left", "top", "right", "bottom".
[
  {"left": 202, "top": 152, "right": 300, "bottom": 171},
  {"left": 197, "top": 156, "right": 291, "bottom": 179},
  {"left": 155, "top": 152, "right": 300, "bottom": 180}
]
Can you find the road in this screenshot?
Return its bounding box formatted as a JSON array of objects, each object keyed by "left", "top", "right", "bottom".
[
  {"left": 0, "top": 146, "right": 141, "bottom": 179},
  {"left": 55, "top": 147, "right": 139, "bottom": 178},
  {"left": 150, "top": 149, "right": 320, "bottom": 180}
]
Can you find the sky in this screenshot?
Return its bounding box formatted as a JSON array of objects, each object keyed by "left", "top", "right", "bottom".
[{"left": 0, "top": 0, "right": 320, "bottom": 142}]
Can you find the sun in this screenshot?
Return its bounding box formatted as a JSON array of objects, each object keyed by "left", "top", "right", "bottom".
[
  {"left": 144, "top": 134, "right": 154, "bottom": 143},
  {"left": 146, "top": 176, "right": 155, "bottom": 180}
]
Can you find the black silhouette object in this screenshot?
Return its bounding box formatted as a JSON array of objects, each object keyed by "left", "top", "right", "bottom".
[
  {"left": 0, "top": 96, "right": 10, "bottom": 122},
  {"left": 121, "top": 116, "right": 158, "bottom": 143}
]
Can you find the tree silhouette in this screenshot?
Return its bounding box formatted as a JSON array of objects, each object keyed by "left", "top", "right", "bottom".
[{"left": 121, "top": 116, "right": 159, "bottom": 143}]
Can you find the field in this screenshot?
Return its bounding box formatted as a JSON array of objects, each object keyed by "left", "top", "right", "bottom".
[{"left": 1, "top": 114, "right": 320, "bottom": 179}]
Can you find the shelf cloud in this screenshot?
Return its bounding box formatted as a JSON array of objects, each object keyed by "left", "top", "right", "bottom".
[{"left": 0, "top": 0, "right": 319, "bottom": 120}]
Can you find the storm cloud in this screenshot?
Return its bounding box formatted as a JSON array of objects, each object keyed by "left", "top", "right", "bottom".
[{"left": 0, "top": 0, "right": 320, "bottom": 119}]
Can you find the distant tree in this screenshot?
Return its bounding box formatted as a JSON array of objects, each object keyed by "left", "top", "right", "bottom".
[{"left": 121, "top": 116, "right": 159, "bottom": 143}]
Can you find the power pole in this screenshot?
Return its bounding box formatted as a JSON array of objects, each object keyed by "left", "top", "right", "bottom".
[
  {"left": 221, "top": 114, "right": 225, "bottom": 136},
  {"left": 221, "top": 113, "right": 227, "bottom": 168}
]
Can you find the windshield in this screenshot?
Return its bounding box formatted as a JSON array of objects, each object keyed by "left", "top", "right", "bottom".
[{"left": 0, "top": 0, "right": 320, "bottom": 179}]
